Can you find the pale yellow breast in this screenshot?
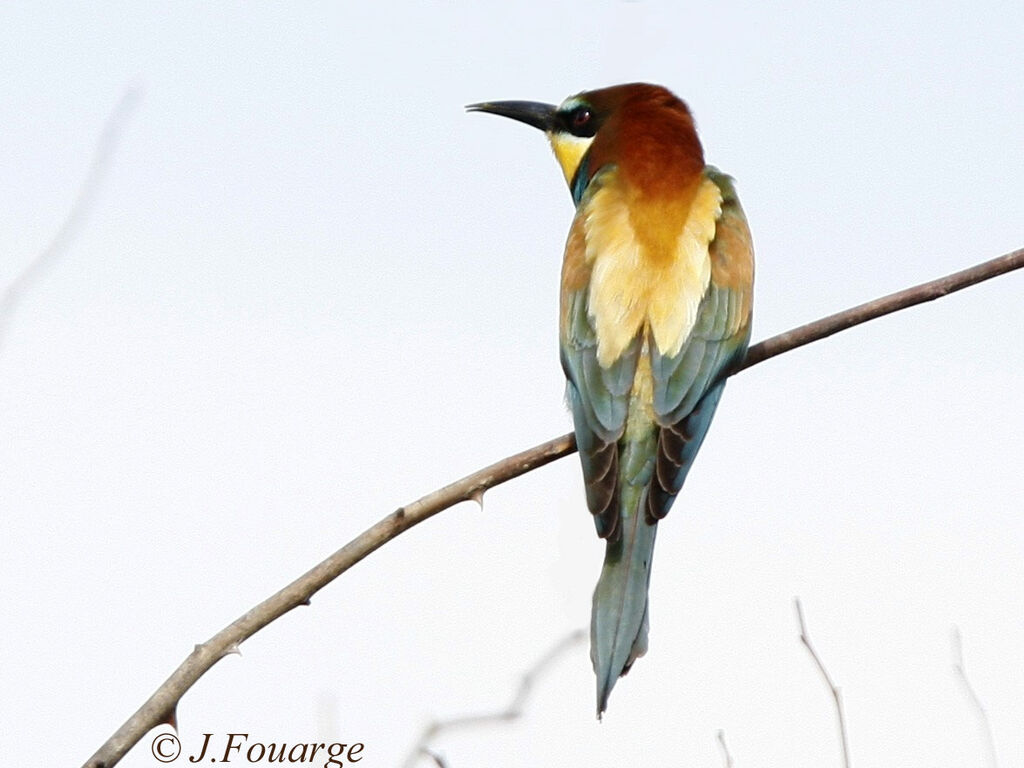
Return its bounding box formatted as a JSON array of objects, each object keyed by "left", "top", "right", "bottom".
[{"left": 583, "top": 175, "right": 722, "bottom": 367}]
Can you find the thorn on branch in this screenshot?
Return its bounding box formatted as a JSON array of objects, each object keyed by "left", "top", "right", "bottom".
[{"left": 469, "top": 489, "right": 485, "bottom": 509}]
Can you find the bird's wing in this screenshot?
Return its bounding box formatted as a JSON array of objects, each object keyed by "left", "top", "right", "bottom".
[
  {"left": 560, "top": 182, "right": 641, "bottom": 541},
  {"left": 646, "top": 168, "right": 754, "bottom": 522}
]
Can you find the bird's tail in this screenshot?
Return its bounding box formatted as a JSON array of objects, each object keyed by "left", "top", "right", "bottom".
[{"left": 591, "top": 479, "right": 658, "bottom": 717}]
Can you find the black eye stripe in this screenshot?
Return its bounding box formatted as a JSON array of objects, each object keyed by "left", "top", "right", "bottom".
[{"left": 558, "top": 105, "right": 599, "bottom": 138}]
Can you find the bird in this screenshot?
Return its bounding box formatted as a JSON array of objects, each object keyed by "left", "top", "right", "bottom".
[{"left": 468, "top": 83, "right": 754, "bottom": 716}]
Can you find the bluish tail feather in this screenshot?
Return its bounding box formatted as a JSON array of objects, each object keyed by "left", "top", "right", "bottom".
[{"left": 591, "top": 482, "right": 658, "bottom": 716}]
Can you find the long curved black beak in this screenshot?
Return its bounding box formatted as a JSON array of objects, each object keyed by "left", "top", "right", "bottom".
[{"left": 466, "top": 100, "right": 557, "bottom": 132}]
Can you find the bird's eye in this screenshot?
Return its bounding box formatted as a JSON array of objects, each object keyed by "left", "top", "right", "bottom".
[
  {"left": 557, "top": 104, "right": 598, "bottom": 138},
  {"left": 571, "top": 107, "right": 592, "bottom": 128},
  {"left": 561, "top": 106, "right": 597, "bottom": 138}
]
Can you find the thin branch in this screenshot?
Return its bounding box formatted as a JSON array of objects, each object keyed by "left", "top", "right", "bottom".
[
  {"left": 951, "top": 627, "right": 999, "bottom": 768},
  {"left": 0, "top": 86, "right": 141, "bottom": 353},
  {"left": 403, "top": 630, "right": 586, "bottom": 768},
  {"left": 83, "top": 246, "right": 1022, "bottom": 767},
  {"left": 738, "top": 247, "right": 1024, "bottom": 371},
  {"left": 794, "top": 598, "right": 850, "bottom": 768},
  {"left": 82, "top": 436, "right": 573, "bottom": 768},
  {"left": 716, "top": 729, "right": 734, "bottom": 768}
]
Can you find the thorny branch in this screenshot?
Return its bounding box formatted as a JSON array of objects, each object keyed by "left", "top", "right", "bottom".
[
  {"left": 402, "top": 630, "right": 586, "bottom": 768},
  {"left": 951, "top": 627, "right": 999, "bottom": 768},
  {"left": 83, "top": 245, "right": 1023, "bottom": 767},
  {"left": 795, "top": 598, "right": 850, "bottom": 768}
]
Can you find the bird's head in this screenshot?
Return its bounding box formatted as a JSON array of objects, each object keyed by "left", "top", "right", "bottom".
[{"left": 468, "top": 83, "right": 704, "bottom": 201}]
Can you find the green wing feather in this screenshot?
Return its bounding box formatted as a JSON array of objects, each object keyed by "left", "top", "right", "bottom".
[
  {"left": 647, "top": 168, "right": 753, "bottom": 521},
  {"left": 561, "top": 280, "right": 641, "bottom": 540}
]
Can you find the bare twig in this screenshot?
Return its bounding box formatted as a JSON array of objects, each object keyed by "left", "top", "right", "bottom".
[
  {"left": 716, "top": 729, "right": 734, "bottom": 768},
  {"left": 403, "top": 630, "right": 586, "bottom": 768},
  {"left": 794, "top": 599, "right": 850, "bottom": 768},
  {"left": 83, "top": 246, "right": 1022, "bottom": 767},
  {"left": 737, "top": 247, "right": 1024, "bottom": 371},
  {"left": 951, "top": 627, "right": 999, "bottom": 768},
  {"left": 0, "top": 87, "right": 141, "bottom": 352},
  {"left": 83, "top": 436, "right": 573, "bottom": 768}
]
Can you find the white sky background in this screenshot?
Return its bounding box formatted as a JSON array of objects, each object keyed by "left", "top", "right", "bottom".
[{"left": 1, "top": 2, "right": 1022, "bottom": 766}]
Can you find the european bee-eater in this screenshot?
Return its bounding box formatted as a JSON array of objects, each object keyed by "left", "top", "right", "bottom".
[{"left": 469, "top": 83, "right": 754, "bottom": 715}]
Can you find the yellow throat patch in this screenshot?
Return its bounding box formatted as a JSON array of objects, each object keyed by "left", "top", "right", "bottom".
[{"left": 548, "top": 132, "right": 594, "bottom": 187}]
